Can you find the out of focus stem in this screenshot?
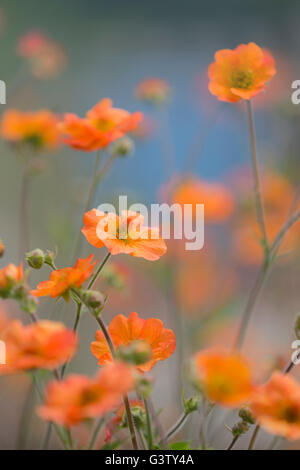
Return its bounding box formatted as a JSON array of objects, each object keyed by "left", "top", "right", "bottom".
[
  {"left": 94, "top": 314, "right": 139, "bottom": 450},
  {"left": 143, "top": 397, "right": 154, "bottom": 449},
  {"left": 19, "top": 169, "right": 30, "bottom": 262}
]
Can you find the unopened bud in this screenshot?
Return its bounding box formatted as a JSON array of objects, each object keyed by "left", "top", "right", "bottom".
[
  {"left": 239, "top": 407, "right": 256, "bottom": 425},
  {"left": 111, "top": 137, "right": 134, "bottom": 158},
  {"left": 26, "top": 249, "right": 45, "bottom": 269},
  {"left": 183, "top": 396, "right": 200, "bottom": 415},
  {"left": 117, "top": 340, "right": 152, "bottom": 366},
  {"left": 122, "top": 404, "right": 146, "bottom": 429},
  {"left": 232, "top": 421, "right": 249, "bottom": 437},
  {"left": 44, "top": 249, "right": 57, "bottom": 268},
  {"left": 82, "top": 290, "right": 105, "bottom": 309},
  {"left": 0, "top": 240, "right": 4, "bottom": 258}
]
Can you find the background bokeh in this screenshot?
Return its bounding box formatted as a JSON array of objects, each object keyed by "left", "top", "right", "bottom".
[{"left": 1, "top": 0, "right": 300, "bottom": 450}]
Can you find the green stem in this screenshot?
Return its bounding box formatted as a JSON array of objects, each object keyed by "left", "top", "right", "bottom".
[
  {"left": 71, "top": 149, "right": 102, "bottom": 262},
  {"left": 226, "top": 434, "right": 239, "bottom": 450},
  {"left": 246, "top": 99, "right": 268, "bottom": 251},
  {"left": 94, "top": 314, "right": 139, "bottom": 450},
  {"left": 165, "top": 412, "right": 188, "bottom": 441},
  {"left": 19, "top": 169, "right": 30, "bottom": 262},
  {"left": 248, "top": 424, "right": 260, "bottom": 450},
  {"left": 87, "top": 418, "right": 104, "bottom": 450},
  {"left": 143, "top": 397, "right": 154, "bottom": 449}
]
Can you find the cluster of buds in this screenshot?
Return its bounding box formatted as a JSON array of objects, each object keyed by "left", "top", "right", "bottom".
[
  {"left": 0, "top": 263, "right": 37, "bottom": 314},
  {"left": 229, "top": 408, "right": 256, "bottom": 438},
  {"left": 26, "top": 248, "right": 56, "bottom": 270}
]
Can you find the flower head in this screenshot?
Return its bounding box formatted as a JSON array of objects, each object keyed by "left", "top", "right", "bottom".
[
  {"left": 0, "top": 263, "right": 23, "bottom": 297},
  {"left": 208, "top": 42, "right": 276, "bottom": 102},
  {"left": 30, "top": 255, "right": 96, "bottom": 299},
  {"left": 82, "top": 209, "right": 167, "bottom": 261},
  {"left": 1, "top": 110, "right": 60, "bottom": 151},
  {"left": 170, "top": 177, "right": 234, "bottom": 223},
  {"left": 59, "top": 99, "right": 142, "bottom": 152},
  {"left": 251, "top": 372, "right": 300, "bottom": 440},
  {"left": 91, "top": 311, "right": 176, "bottom": 372},
  {"left": 37, "top": 362, "right": 135, "bottom": 427},
  {"left": 193, "top": 349, "right": 254, "bottom": 407},
  {"left": 135, "top": 78, "right": 171, "bottom": 104},
  {"left": 0, "top": 319, "right": 77, "bottom": 373}
]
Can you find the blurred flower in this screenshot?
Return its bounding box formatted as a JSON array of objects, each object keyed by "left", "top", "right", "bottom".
[
  {"left": 30, "top": 254, "right": 96, "bottom": 300},
  {"left": 170, "top": 177, "right": 234, "bottom": 223},
  {"left": 135, "top": 78, "right": 171, "bottom": 104},
  {"left": 208, "top": 42, "right": 276, "bottom": 103},
  {"left": 38, "top": 362, "right": 135, "bottom": 427},
  {"left": 1, "top": 110, "right": 60, "bottom": 152},
  {"left": 0, "top": 263, "right": 23, "bottom": 297},
  {"left": 0, "top": 319, "right": 77, "bottom": 373},
  {"left": 131, "top": 115, "right": 156, "bottom": 140},
  {"left": 251, "top": 372, "right": 300, "bottom": 440},
  {"left": 91, "top": 311, "right": 176, "bottom": 372},
  {"left": 175, "top": 248, "right": 237, "bottom": 315},
  {"left": 59, "top": 98, "right": 142, "bottom": 152},
  {"left": 193, "top": 349, "right": 254, "bottom": 407},
  {"left": 17, "top": 31, "right": 66, "bottom": 79},
  {"left": 82, "top": 209, "right": 167, "bottom": 261},
  {"left": 233, "top": 170, "right": 300, "bottom": 265}
]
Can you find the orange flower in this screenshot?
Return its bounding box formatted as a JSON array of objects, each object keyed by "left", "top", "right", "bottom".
[
  {"left": 0, "top": 319, "right": 77, "bottom": 373},
  {"left": 171, "top": 177, "right": 234, "bottom": 222},
  {"left": 30, "top": 255, "right": 96, "bottom": 299},
  {"left": 135, "top": 78, "right": 171, "bottom": 104},
  {"left": 0, "top": 263, "right": 23, "bottom": 296},
  {"left": 251, "top": 372, "right": 300, "bottom": 440},
  {"left": 194, "top": 349, "right": 254, "bottom": 407},
  {"left": 37, "top": 362, "right": 135, "bottom": 427},
  {"left": 1, "top": 110, "right": 60, "bottom": 151},
  {"left": 59, "top": 98, "right": 142, "bottom": 152},
  {"left": 208, "top": 42, "right": 276, "bottom": 102},
  {"left": 91, "top": 312, "right": 176, "bottom": 372},
  {"left": 82, "top": 209, "right": 167, "bottom": 261}
]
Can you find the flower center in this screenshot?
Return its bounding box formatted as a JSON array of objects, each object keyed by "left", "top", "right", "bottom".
[
  {"left": 95, "top": 119, "right": 115, "bottom": 132},
  {"left": 25, "top": 134, "right": 44, "bottom": 149},
  {"left": 231, "top": 70, "right": 254, "bottom": 89},
  {"left": 280, "top": 404, "right": 299, "bottom": 423}
]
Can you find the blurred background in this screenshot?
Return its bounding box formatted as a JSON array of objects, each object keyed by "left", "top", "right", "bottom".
[{"left": 1, "top": 0, "right": 300, "bottom": 450}]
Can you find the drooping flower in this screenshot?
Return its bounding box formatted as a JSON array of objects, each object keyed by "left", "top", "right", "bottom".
[
  {"left": 251, "top": 372, "right": 300, "bottom": 440},
  {"left": 0, "top": 319, "right": 77, "bottom": 373},
  {"left": 82, "top": 209, "right": 167, "bottom": 261},
  {"left": 30, "top": 255, "right": 96, "bottom": 299},
  {"left": 193, "top": 349, "right": 254, "bottom": 407},
  {"left": 208, "top": 42, "right": 276, "bottom": 102},
  {"left": 37, "top": 362, "right": 135, "bottom": 427},
  {"left": 91, "top": 311, "right": 176, "bottom": 372},
  {"left": 1, "top": 110, "right": 60, "bottom": 151},
  {"left": 17, "top": 31, "right": 66, "bottom": 79},
  {"left": 0, "top": 263, "right": 24, "bottom": 297},
  {"left": 59, "top": 98, "right": 142, "bottom": 152},
  {"left": 135, "top": 78, "right": 171, "bottom": 104}
]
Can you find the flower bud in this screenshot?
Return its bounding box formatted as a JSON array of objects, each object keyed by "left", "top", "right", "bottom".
[
  {"left": 122, "top": 404, "right": 146, "bottom": 429},
  {"left": 183, "top": 396, "right": 200, "bottom": 415},
  {"left": 117, "top": 340, "right": 152, "bottom": 366},
  {"left": 232, "top": 420, "right": 249, "bottom": 437},
  {"left": 0, "top": 240, "right": 4, "bottom": 258},
  {"left": 82, "top": 290, "right": 105, "bottom": 310},
  {"left": 44, "top": 249, "right": 57, "bottom": 268},
  {"left": 136, "top": 375, "right": 153, "bottom": 399},
  {"left": 238, "top": 407, "right": 256, "bottom": 425},
  {"left": 111, "top": 137, "right": 134, "bottom": 158},
  {"left": 26, "top": 249, "right": 45, "bottom": 269}
]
